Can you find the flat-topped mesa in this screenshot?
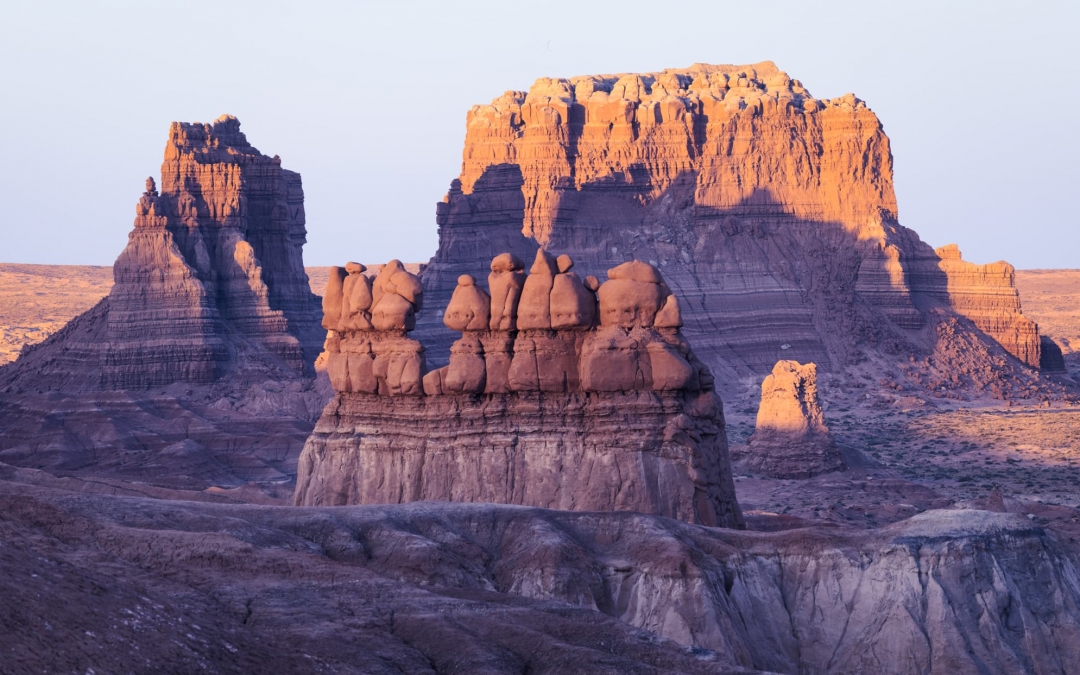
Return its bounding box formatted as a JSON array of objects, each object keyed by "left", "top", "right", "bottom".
[
  {"left": 417, "top": 62, "right": 1051, "bottom": 393},
  {"left": 739, "top": 360, "right": 845, "bottom": 479},
  {"left": 295, "top": 253, "right": 744, "bottom": 528},
  {"left": 103, "top": 115, "right": 323, "bottom": 388}
]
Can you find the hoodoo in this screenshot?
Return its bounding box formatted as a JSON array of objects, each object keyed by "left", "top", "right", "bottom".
[
  {"left": 417, "top": 62, "right": 1048, "bottom": 393},
  {"left": 739, "top": 360, "right": 846, "bottom": 478},
  {"left": 294, "top": 252, "right": 744, "bottom": 528}
]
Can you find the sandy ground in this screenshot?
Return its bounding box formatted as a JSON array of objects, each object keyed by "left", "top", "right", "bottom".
[
  {"left": 0, "top": 264, "right": 114, "bottom": 364},
  {"left": 1016, "top": 269, "right": 1080, "bottom": 355}
]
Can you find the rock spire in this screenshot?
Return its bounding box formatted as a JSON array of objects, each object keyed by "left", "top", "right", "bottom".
[{"left": 0, "top": 116, "right": 327, "bottom": 488}]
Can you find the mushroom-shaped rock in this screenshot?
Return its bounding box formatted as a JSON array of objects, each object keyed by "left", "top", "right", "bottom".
[
  {"left": 371, "top": 260, "right": 399, "bottom": 308},
  {"left": 389, "top": 269, "right": 424, "bottom": 311},
  {"left": 321, "top": 266, "right": 347, "bottom": 330},
  {"left": 370, "top": 261, "right": 423, "bottom": 332},
  {"left": 597, "top": 261, "right": 664, "bottom": 328},
  {"left": 488, "top": 253, "right": 526, "bottom": 330},
  {"left": 517, "top": 249, "right": 558, "bottom": 330},
  {"left": 373, "top": 260, "right": 420, "bottom": 307},
  {"left": 444, "top": 275, "right": 491, "bottom": 332},
  {"left": 550, "top": 267, "right": 596, "bottom": 330},
  {"left": 607, "top": 260, "right": 663, "bottom": 284},
  {"left": 372, "top": 292, "right": 417, "bottom": 331}
]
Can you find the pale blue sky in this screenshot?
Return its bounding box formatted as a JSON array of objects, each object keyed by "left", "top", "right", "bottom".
[{"left": 1, "top": 0, "right": 1076, "bottom": 268}]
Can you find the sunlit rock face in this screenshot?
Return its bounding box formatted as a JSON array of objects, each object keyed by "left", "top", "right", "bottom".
[
  {"left": 739, "top": 360, "right": 845, "bottom": 479},
  {"left": 295, "top": 254, "right": 744, "bottom": 529},
  {"left": 416, "top": 62, "right": 1045, "bottom": 386}
]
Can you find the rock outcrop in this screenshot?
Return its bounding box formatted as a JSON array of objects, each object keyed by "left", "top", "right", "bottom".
[
  {"left": 7, "top": 477, "right": 1080, "bottom": 675},
  {"left": 739, "top": 360, "right": 845, "bottom": 478},
  {"left": 417, "top": 62, "right": 1051, "bottom": 397},
  {"left": 295, "top": 253, "right": 743, "bottom": 528},
  {"left": 104, "top": 116, "right": 323, "bottom": 387},
  {"left": 0, "top": 117, "right": 328, "bottom": 488}
]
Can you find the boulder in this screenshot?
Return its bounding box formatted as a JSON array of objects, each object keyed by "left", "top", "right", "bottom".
[
  {"left": 517, "top": 249, "right": 557, "bottom": 329},
  {"left": 444, "top": 275, "right": 491, "bottom": 332},
  {"left": 488, "top": 253, "right": 526, "bottom": 330}
]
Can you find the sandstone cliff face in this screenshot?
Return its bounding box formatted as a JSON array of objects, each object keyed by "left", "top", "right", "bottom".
[
  {"left": 295, "top": 253, "right": 743, "bottom": 528},
  {"left": 417, "top": 62, "right": 1046, "bottom": 386},
  {"left": 0, "top": 117, "right": 328, "bottom": 487},
  {"left": 739, "top": 360, "right": 845, "bottom": 478}
]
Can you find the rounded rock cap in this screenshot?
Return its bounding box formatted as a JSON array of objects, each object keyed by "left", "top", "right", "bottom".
[{"left": 491, "top": 252, "right": 524, "bottom": 272}]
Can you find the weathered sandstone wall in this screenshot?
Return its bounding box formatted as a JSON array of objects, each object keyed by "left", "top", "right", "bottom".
[
  {"left": 294, "top": 253, "right": 743, "bottom": 528},
  {"left": 417, "top": 62, "right": 1045, "bottom": 383}
]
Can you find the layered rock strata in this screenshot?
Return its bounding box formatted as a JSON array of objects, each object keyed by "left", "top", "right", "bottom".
[
  {"left": 417, "top": 62, "right": 1049, "bottom": 390},
  {"left": 8, "top": 479, "right": 1080, "bottom": 675},
  {"left": 739, "top": 360, "right": 845, "bottom": 478},
  {"left": 104, "top": 116, "right": 323, "bottom": 387},
  {"left": 295, "top": 253, "right": 743, "bottom": 528},
  {"left": 0, "top": 117, "right": 327, "bottom": 487},
  {"left": 905, "top": 244, "right": 1042, "bottom": 368}
]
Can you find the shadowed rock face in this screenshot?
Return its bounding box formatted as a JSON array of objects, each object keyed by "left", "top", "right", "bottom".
[
  {"left": 0, "top": 117, "right": 328, "bottom": 488},
  {"left": 6, "top": 478, "right": 1080, "bottom": 675},
  {"left": 3, "top": 115, "right": 323, "bottom": 391},
  {"left": 740, "top": 360, "right": 845, "bottom": 478},
  {"left": 416, "top": 62, "right": 1047, "bottom": 386},
  {"left": 104, "top": 115, "right": 324, "bottom": 387},
  {"left": 295, "top": 254, "right": 743, "bottom": 528}
]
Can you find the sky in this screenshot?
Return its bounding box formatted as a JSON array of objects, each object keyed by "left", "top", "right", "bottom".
[{"left": 0, "top": 0, "right": 1076, "bottom": 269}]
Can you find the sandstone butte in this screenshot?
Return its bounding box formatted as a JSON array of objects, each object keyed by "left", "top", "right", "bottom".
[
  {"left": 0, "top": 116, "right": 327, "bottom": 488},
  {"left": 416, "top": 61, "right": 1060, "bottom": 395},
  {"left": 295, "top": 251, "right": 745, "bottom": 528}
]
